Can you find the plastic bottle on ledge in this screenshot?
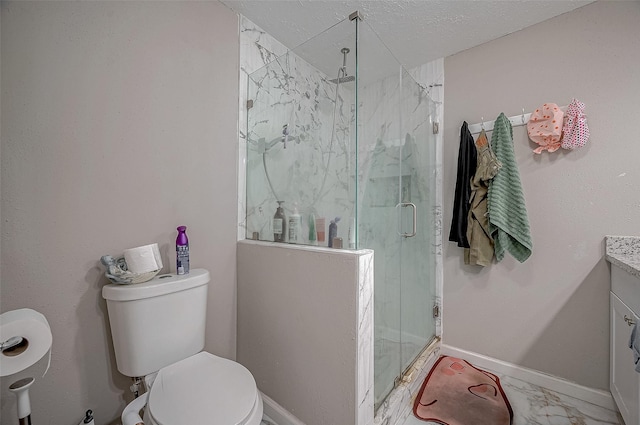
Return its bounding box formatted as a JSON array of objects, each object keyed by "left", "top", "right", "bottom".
[
  {"left": 176, "top": 226, "right": 189, "bottom": 275},
  {"left": 308, "top": 213, "right": 317, "bottom": 246},
  {"left": 328, "top": 217, "right": 341, "bottom": 248},
  {"left": 288, "top": 204, "right": 301, "bottom": 244},
  {"left": 273, "top": 201, "right": 286, "bottom": 243},
  {"left": 316, "top": 217, "right": 326, "bottom": 245}
]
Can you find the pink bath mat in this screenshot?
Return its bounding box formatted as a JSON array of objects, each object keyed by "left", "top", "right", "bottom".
[{"left": 413, "top": 356, "right": 513, "bottom": 425}]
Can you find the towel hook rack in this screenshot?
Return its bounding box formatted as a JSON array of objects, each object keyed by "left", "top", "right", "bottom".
[{"left": 480, "top": 117, "right": 485, "bottom": 131}]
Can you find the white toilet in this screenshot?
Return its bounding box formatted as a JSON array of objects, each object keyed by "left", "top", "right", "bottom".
[{"left": 102, "top": 269, "right": 263, "bottom": 425}]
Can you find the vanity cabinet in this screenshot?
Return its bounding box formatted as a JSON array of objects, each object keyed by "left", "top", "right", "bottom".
[{"left": 610, "top": 265, "right": 640, "bottom": 425}]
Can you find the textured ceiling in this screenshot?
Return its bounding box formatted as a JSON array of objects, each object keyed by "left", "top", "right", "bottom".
[{"left": 221, "top": 0, "right": 593, "bottom": 70}]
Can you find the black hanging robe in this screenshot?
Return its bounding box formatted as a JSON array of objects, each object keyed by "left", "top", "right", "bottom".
[{"left": 449, "top": 121, "right": 477, "bottom": 248}]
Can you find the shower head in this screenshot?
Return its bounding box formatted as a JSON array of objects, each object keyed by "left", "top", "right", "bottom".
[
  {"left": 329, "top": 47, "right": 355, "bottom": 84},
  {"left": 329, "top": 75, "right": 355, "bottom": 84}
]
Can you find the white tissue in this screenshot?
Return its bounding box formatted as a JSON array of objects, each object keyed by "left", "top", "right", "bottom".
[
  {"left": 123, "top": 243, "right": 163, "bottom": 274},
  {"left": 0, "top": 309, "right": 53, "bottom": 377}
]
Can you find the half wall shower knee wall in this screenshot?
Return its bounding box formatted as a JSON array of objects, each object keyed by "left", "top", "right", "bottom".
[{"left": 245, "top": 13, "right": 438, "bottom": 410}]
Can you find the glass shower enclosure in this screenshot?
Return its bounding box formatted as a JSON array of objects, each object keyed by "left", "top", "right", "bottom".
[{"left": 245, "top": 14, "right": 438, "bottom": 410}]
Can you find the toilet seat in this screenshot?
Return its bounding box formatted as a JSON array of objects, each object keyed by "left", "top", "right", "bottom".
[{"left": 147, "top": 351, "right": 260, "bottom": 425}]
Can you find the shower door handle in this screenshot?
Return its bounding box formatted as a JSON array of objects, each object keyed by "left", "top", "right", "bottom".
[{"left": 396, "top": 202, "right": 417, "bottom": 238}]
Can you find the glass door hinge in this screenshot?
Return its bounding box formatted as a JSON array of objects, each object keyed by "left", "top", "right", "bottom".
[
  {"left": 246, "top": 99, "right": 254, "bottom": 110},
  {"left": 432, "top": 121, "right": 439, "bottom": 134},
  {"left": 433, "top": 304, "right": 440, "bottom": 318}
]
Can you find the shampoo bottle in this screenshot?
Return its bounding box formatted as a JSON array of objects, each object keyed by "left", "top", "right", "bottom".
[
  {"left": 273, "top": 201, "right": 286, "bottom": 243},
  {"left": 176, "top": 226, "right": 189, "bottom": 275},
  {"left": 288, "top": 204, "right": 301, "bottom": 244}
]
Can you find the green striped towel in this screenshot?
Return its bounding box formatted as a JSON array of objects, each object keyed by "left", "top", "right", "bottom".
[{"left": 487, "top": 113, "right": 532, "bottom": 262}]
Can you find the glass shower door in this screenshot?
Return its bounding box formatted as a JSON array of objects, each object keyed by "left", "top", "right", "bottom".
[
  {"left": 397, "top": 68, "right": 437, "bottom": 376},
  {"left": 356, "top": 19, "right": 438, "bottom": 409}
]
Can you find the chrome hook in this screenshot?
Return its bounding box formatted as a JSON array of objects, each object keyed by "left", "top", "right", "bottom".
[
  {"left": 480, "top": 117, "right": 485, "bottom": 131},
  {"left": 624, "top": 315, "right": 636, "bottom": 326}
]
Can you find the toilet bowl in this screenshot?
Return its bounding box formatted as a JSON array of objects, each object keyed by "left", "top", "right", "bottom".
[{"left": 145, "top": 352, "right": 263, "bottom": 425}]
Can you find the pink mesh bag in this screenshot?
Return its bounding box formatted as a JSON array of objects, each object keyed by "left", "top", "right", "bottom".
[{"left": 561, "top": 98, "right": 589, "bottom": 150}]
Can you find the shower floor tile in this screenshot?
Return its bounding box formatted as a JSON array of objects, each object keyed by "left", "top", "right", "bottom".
[
  {"left": 401, "top": 373, "right": 622, "bottom": 425},
  {"left": 375, "top": 337, "right": 425, "bottom": 407}
]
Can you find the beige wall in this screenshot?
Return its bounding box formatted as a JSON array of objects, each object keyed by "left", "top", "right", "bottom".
[
  {"left": 0, "top": 2, "right": 239, "bottom": 424},
  {"left": 237, "top": 241, "right": 374, "bottom": 425},
  {"left": 443, "top": 1, "right": 640, "bottom": 390}
]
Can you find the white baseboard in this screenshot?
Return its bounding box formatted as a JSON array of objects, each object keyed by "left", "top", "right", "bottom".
[
  {"left": 441, "top": 344, "right": 616, "bottom": 411},
  {"left": 261, "top": 391, "right": 306, "bottom": 425}
]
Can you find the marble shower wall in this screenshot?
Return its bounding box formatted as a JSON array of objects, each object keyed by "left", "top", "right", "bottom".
[{"left": 241, "top": 16, "right": 355, "bottom": 244}]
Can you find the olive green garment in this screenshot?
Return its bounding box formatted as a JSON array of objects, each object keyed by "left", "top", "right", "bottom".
[{"left": 465, "top": 130, "right": 501, "bottom": 266}]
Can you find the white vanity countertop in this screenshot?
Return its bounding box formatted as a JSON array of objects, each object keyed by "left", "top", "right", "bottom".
[{"left": 605, "top": 235, "right": 640, "bottom": 279}]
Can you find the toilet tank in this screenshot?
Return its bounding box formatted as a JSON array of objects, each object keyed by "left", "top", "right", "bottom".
[{"left": 102, "top": 269, "right": 210, "bottom": 377}]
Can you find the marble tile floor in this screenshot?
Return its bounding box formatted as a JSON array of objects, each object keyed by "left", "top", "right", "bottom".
[
  {"left": 402, "top": 373, "right": 622, "bottom": 425},
  {"left": 260, "top": 372, "right": 622, "bottom": 425}
]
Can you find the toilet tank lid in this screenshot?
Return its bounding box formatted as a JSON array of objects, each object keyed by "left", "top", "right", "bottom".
[{"left": 102, "top": 269, "right": 210, "bottom": 301}]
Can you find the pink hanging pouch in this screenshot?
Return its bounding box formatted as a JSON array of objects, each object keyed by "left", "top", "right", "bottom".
[
  {"left": 561, "top": 98, "right": 589, "bottom": 150},
  {"left": 527, "top": 103, "right": 564, "bottom": 154}
]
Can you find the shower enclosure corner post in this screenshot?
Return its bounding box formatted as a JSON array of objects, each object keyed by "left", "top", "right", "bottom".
[{"left": 354, "top": 10, "right": 360, "bottom": 250}]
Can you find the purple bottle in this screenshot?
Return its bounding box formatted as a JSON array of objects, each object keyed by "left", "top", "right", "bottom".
[{"left": 176, "top": 226, "right": 189, "bottom": 275}]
